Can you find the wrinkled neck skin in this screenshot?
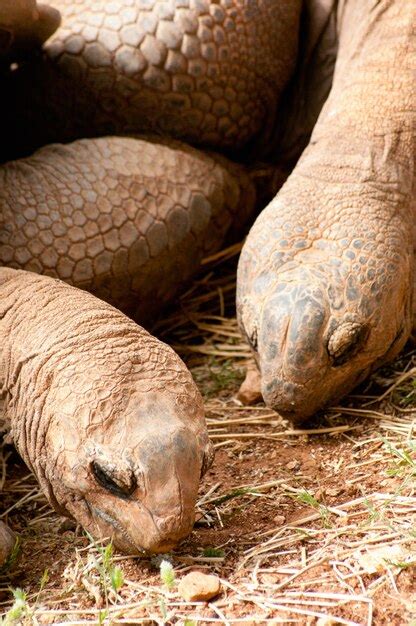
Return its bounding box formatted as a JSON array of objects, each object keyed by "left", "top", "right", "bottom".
[
  {"left": 237, "top": 0, "right": 415, "bottom": 421},
  {"left": 0, "top": 268, "right": 212, "bottom": 553}
]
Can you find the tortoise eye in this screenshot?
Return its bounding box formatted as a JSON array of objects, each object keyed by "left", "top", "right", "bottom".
[{"left": 91, "top": 461, "right": 136, "bottom": 500}]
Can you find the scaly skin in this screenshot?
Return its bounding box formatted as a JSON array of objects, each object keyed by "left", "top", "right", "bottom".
[
  {"left": 2, "top": 0, "right": 301, "bottom": 158},
  {"left": 0, "top": 4, "right": 242, "bottom": 562},
  {"left": 0, "top": 268, "right": 212, "bottom": 556},
  {"left": 0, "top": 135, "right": 256, "bottom": 321},
  {"left": 237, "top": 0, "right": 416, "bottom": 420},
  {"left": 0, "top": 0, "right": 63, "bottom": 571}
]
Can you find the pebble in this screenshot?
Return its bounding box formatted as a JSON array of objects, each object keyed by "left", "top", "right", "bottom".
[
  {"left": 178, "top": 571, "right": 221, "bottom": 602},
  {"left": 286, "top": 460, "right": 300, "bottom": 470}
]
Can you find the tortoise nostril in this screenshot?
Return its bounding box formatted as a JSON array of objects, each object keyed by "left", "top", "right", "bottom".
[{"left": 327, "top": 321, "right": 369, "bottom": 366}]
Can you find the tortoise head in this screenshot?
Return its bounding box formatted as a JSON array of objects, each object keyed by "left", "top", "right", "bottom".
[
  {"left": 237, "top": 224, "right": 413, "bottom": 422},
  {"left": 37, "top": 342, "right": 213, "bottom": 555},
  {"left": 4, "top": 273, "right": 212, "bottom": 555}
]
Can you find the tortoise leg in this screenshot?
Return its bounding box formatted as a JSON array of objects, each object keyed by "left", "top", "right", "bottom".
[{"left": 0, "top": 521, "right": 17, "bottom": 569}]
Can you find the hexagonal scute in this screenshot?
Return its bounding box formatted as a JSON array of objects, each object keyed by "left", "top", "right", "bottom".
[
  {"left": 6, "top": 0, "right": 301, "bottom": 155},
  {"left": 0, "top": 135, "right": 256, "bottom": 322}
]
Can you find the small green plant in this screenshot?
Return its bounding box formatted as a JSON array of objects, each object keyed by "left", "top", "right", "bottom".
[
  {"left": 98, "top": 609, "right": 109, "bottom": 625},
  {"left": 159, "top": 559, "right": 176, "bottom": 591},
  {"left": 183, "top": 620, "right": 198, "bottom": 626},
  {"left": 293, "top": 488, "right": 332, "bottom": 528},
  {"left": 382, "top": 437, "right": 415, "bottom": 468},
  {"left": 98, "top": 543, "right": 125, "bottom": 597},
  {"left": 194, "top": 358, "right": 244, "bottom": 398},
  {"left": 83, "top": 534, "right": 125, "bottom": 608},
  {"left": 1, "top": 588, "right": 30, "bottom": 625},
  {"left": 211, "top": 486, "right": 252, "bottom": 506},
  {"left": 0, "top": 537, "right": 21, "bottom": 574},
  {"left": 0, "top": 568, "right": 53, "bottom": 625},
  {"left": 38, "top": 569, "right": 49, "bottom": 591},
  {"left": 362, "top": 496, "right": 382, "bottom": 524},
  {"left": 384, "top": 558, "right": 416, "bottom": 570},
  {"left": 110, "top": 565, "right": 124, "bottom": 593},
  {"left": 202, "top": 547, "right": 225, "bottom": 558},
  {"left": 392, "top": 377, "right": 416, "bottom": 407},
  {"left": 294, "top": 527, "right": 314, "bottom": 539},
  {"left": 33, "top": 569, "right": 50, "bottom": 606},
  {"left": 381, "top": 437, "right": 416, "bottom": 492}
]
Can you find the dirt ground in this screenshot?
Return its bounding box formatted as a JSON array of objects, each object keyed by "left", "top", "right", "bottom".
[{"left": 1, "top": 250, "right": 415, "bottom": 625}]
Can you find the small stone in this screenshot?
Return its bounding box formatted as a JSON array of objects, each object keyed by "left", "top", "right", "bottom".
[
  {"left": 326, "top": 486, "right": 343, "bottom": 497},
  {"left": 273, "top": 514, "right": 286, "bottom": 525},
  {"left": 286, "top": 460, "right": 300, "bottom": 470},
  {"left": 178, "top": 571, "right": 221, "bottom": 602}
]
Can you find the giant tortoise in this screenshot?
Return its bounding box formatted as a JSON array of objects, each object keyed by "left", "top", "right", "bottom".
[{"left": 0, "top": 0, "right": 414, "bottom": 566}]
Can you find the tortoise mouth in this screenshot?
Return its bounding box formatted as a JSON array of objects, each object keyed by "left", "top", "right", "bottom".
[
  {"left": 255, "top": 281, "right": 376, "bottom": 420},
  {"left": 88, "top": 502, "right": 146, "bottom": 554},
  {"left": 87, "top": 501, "right": 180, "bottom": 555},
  {"left": 260, "top": 377, "right": 323, "bottom": 422}
]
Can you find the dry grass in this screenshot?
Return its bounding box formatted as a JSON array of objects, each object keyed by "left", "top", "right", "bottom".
[{"left": 1, "top": 245, "right": 415, "bottom": 625}]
